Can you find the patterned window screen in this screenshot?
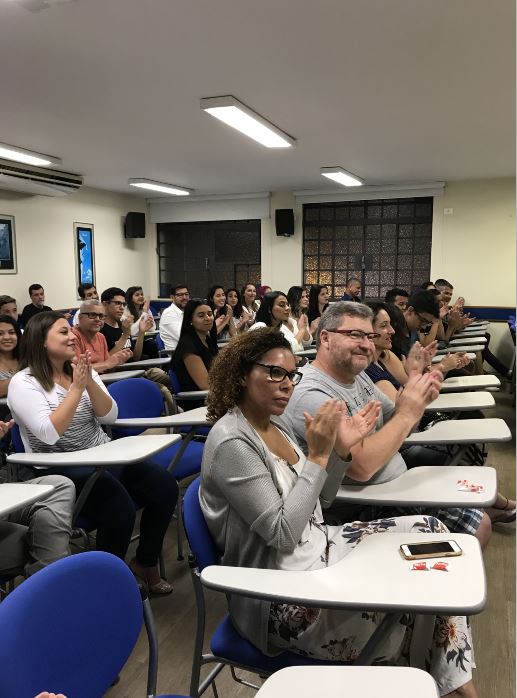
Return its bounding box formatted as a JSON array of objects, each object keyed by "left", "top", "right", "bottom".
[{"left": 303, "top": 198, "right": 433, "bottom": 300}]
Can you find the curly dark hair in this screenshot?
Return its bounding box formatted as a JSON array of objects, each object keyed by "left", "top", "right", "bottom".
[{"left": 206, "top": 327, "right": 292, "bottom": 423}]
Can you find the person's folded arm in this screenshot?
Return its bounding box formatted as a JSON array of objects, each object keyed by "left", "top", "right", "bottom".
[
  {"left": 207, "top": 437, "right": 327, "bottom": 555},
  {"left": 184, "top": 354, "right": 209, "bottom": 390},
  {"left": 345, "top": 410, "right": 415, "bottom": 482},
  {"left": 8, "top": 374, "right": 80, "bottom": 444},
  {"left": 0, "top": 377, "right": 11, "bottom": 398}
]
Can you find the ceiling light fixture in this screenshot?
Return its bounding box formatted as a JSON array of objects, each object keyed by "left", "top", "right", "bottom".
[
  {"left": 200, "top": 96, "right": 295, "bottom": 148},
  {"left": 128, "top": 178, "right": 192, "bottom": 196},
  {"left": 0, "top": 142, "right": 62, "bottom": 167},
  {"left": 320, "top": 166, "right": 364, "bottom": 187}
]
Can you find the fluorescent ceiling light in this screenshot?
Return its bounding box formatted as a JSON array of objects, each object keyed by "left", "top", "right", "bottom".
[
  {"left": 0, "top": 142, "right": 62, "bottom": 167},
  {"left": 128, "top": 178, "right": 192, "bottom": 196},
  {"left": 320, "top": 166, "right": 364, "bottom": 187},
  {"left": 200, "top": 96, "right": 295, "bottom": 148}
]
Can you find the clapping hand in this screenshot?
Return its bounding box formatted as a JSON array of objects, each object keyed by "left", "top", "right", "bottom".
[
  {"left": 111, "top": 348, "right": 133, "bottom": 367},
  {"left": 71, "top": 352, "right": 91, "bottom": 393},
  {"left": 396, "top": 371, "right": 442, "bottom": 422},
  {"left": 298, "top": 313, "right": 308, "bottom": 330},
  {"left": 448, "top": 308, "right": 463, "bottom": 330},
  {"left": 121, "top": 314, "right": 134, "bottom": 333},
  {"left": 439, "top": 303, "right": 449, "bottom": 319},
  {"left": 143, "top": 296, "right": 151, "bottom": 313},
  {"left": 139, "top": 314, "right": 154, "bottom": 333},
  {"left": 304, "top": 399, "right": 343, "bottom": 468},
  {"left": 0, "top": 419, "right": 14, "bottom": 439},
  {"left": 335, "top": 400, "right": 381, "bottom": 455},
  {"left": 403, "top": 341, "right": 437, "bottom": 376}
]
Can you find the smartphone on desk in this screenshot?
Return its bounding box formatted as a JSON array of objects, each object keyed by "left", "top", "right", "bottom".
[{"left": 399, "top": 540, "right": 462, "bottom": 560}]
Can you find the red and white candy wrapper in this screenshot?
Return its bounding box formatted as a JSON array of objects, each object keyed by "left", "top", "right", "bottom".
[
  {"left": 411, "top": 561, "right": 429, "bottom": 571},
  {"left": 457, "top": 479, "right": 485, "bottom": 493},
  {"left": 431, "top": 562, "right": 449, "bottom": 572}
]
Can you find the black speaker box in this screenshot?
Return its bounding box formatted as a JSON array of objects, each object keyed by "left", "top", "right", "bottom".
[
  {"left": 124, "top": 211, "right": 146, "bottom": 238},
  {"left": 275, "top": 208, "right": 294, "bottom": 237}
]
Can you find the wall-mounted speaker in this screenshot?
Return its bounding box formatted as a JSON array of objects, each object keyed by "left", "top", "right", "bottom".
[
  {"left": 124, "top": 211, "right": 146, "bottom": 239},
  {"left": 275, "top": 208, "right": 294, "bottom": 237}
]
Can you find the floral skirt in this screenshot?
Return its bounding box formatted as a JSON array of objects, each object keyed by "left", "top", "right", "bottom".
[{"left": 267, "top": 515, "right": 474, "bottom": 696}]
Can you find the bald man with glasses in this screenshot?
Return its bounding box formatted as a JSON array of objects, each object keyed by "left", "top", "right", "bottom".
[{"left": 72, "top": 300, "right": 132, "bottom": 373}]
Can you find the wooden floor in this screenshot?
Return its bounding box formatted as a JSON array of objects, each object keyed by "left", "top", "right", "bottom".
[{"left": 109, "top": 386, "right": 516, "bottom": 698}]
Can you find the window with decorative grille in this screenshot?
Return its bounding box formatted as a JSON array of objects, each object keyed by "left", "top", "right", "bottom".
[{"left": 303, "top": 197, "right": 433, "bottom": 300}]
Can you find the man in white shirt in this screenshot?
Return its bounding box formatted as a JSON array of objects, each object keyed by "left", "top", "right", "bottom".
[{"left": 159, "top": 285, "right": 190, "bottom": 350}]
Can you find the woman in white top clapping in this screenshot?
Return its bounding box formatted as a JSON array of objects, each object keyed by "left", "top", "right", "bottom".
[
  {"left": 286, "top": 286, "right": 312, "bottom": 348},
  {"left": 251, "top": 291, "right": 308, "bottom": 354}
]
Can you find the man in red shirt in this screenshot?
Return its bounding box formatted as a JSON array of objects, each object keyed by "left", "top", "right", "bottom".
[{"left": 72, "top": 300, "right": 132, "bottom": 373}]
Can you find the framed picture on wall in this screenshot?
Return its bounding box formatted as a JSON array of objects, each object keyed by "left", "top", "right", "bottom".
[
  {"left": 74, "top": 222, "right": 95, "bottom": 293},
  {"left": 0, "top": 214, "right": 17, "bottom": 274}
]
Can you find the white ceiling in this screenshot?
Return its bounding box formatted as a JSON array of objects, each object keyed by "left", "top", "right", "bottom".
[{"left": 0, "top": 0, "right": 514, "bottom": 197}]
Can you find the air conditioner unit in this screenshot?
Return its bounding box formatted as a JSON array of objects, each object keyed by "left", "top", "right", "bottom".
[{"left": 0, "top": 158, "right": 83, "bottom": 197}]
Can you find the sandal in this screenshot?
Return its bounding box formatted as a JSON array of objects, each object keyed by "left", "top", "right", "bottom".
[
  {"left": 147, "top": 578, "right": 174, "bottom": 596},
  {"left": 129, "top": 559, "right": 173, "bottom": 596},
  {"left": 490, "top": 497, "right": 516, "bottom": 525}
]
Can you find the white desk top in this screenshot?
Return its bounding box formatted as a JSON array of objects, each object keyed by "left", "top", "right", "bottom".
[
  {"left": 113, "top": 406, "right": 210, "bottom": 429},
  {"left": 336, "top": 465, "right": 497, "bottom": 507},
  {"left": 455, "top": 328, "right": 488, "bottom": 336},
  {"left": 431, "top": 352, "right": 475, "bottom": 363},
  {"left": 466, "top": 321, "right": 489, "bottom": 327},
  {"left": 7, "top": 434, "right": 181, "bottom": 467},
  {"left": 119, "top": 357, "right": 171, "bottom": 370},
  {"left": 0, "top": 483, "right": 55, "bottom": 517},
  {"left": 436, "top": 345, "right": 484, "bottom": 354},
  {"left": 425, "top": 391, "right": 494, "bottom": 412},
  {"left": 441, "top": 375, "right": 501, "bottom": 392},
  {"left": 449, "top": 336, "right": 487, "bottom": 345},
  {"left": 100, "top": 369, "right": 145, "bottom": 383},
  {"left": 256, "top": 666, "right": 439, "bottom": 698},
  {"left": 294, "top": 348, "right": 317, "bottom": 357},
  {"left": 176, "top": 389, "right": 208, "bottom": 400},
  {"left": 404, "top": 418, "right": 511, "bottom": 445},
  {"left": 201, "top": 532, "right": 486, "bottom": 615}
]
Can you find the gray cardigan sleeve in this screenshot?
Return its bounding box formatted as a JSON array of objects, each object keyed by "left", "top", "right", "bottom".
[{"left": 205, "top": 436, "right": 327, "bottom": 555}]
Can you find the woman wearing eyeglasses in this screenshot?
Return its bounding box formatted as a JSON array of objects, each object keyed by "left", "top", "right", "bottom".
[
  {"left": 8, "top": 311, "right": 179, "bottom": 595},
  {"left": 200, "top": 328, "right": 478, "bottom": 696}
]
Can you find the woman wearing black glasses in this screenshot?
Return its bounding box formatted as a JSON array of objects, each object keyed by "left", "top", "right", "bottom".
[{"left": 200, "top": 328, "right": 478, "bottom": 695}]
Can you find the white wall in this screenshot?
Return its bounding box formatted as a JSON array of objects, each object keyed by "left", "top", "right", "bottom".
[
  {"left": 431, "top": 178, "right": 515, "bottom": 306},
  {"left": 260, "top": 192, "right": 303, "bottom": 291},
  {"left": 431, "top": 177, "right": 516, "bottom": 362},
  {"left": 0, "top": 186, "right": 157, "bottom": 309}
]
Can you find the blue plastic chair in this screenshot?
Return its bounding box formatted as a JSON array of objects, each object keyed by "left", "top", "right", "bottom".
[
  {"left": 108, "top": 378, "right": 204, "bottom": 560},
  {"left": 182, "top": 478, "right": 337, "bottom": 698},
  {"left": 0, "top": 551, "right": 184, "bottom": 697},
  {"left": 168, "top": 367, "right": 211, "bottom": 437}
]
